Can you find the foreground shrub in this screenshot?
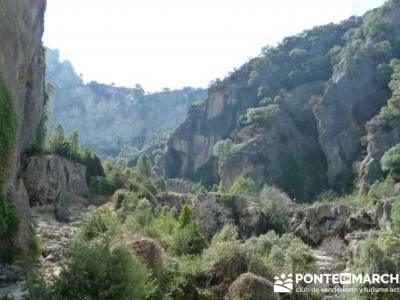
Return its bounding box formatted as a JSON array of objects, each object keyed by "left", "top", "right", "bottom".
[
  {"left": 53, "top": 240, "right": 155, "bottom": 300},
  {"left": 171, "top": 205, "right": 207, "bottom": 256}
]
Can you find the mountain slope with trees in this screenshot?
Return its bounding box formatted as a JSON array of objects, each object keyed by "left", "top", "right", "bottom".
[{"left": 164, "top": 0, "right": 400, "bottom": 202}]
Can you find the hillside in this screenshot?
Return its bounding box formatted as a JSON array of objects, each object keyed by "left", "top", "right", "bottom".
[
  {"left": 165, "top": 0, "right": 400, "bottom": 202},
  {"left": 2, "top": 1, "right": 400, "bottom": 300},
  {"left": 46, "top": 48, "right": 207, "bottom": 157}
]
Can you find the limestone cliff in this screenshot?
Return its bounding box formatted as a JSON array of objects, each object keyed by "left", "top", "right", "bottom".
[
  {"left": 164, "top": 0, "right": 400, "bottom": 201},
  {"left": 46, "top": 49, "right": 207, "bottom": 157},
  {"left": 0, "top": 0, "right": 47, "bottom": 251}
]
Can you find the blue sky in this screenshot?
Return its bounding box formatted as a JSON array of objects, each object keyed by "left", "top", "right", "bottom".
[{"left": 44, "top": 0, "right": 386, "bottom": 91}]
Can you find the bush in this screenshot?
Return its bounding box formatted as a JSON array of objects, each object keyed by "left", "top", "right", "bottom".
[
  {"left": 79, "top": 209, "right": 118, "bottom": 241},
  {"left": 381, "top": 143, "right": 400, "bottom": 180},
  {"left": 0, "top": 78, "right": 17, "bottom": 186},
  {"left": 228, "top": 177, "right": 258, "bottom": 196},
  {"left": 53, "top": 240, "right": 155, "bottom": 300},
  {"left": 211, "top": 224, "right": 239, "bottom": 244},
  {"left": 171, "top": 223, "right": 207, "bottom": 256},
  {"left": 0, "top": 194, "right": 20, "bottom": 240},
  {"left": 246, "top": 105, "right": 280, "bottom": 124},
  {"left": 171, "top": 205, "right": 206, "bottom": 256}
]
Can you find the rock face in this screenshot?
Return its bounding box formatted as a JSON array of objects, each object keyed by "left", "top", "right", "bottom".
[
  {"left": 290, "top": 201, "right": 394, "bottom": 245},
  {"left": 164, "top": 1, "right": 400, "bottom": 201},
  {"left": 314, "top": 59, "right": 390, "bottom": 184},
  {"left": 0, "top": 0, "right": 47, "bottom": 250},
  {"left": 23, "top": 155, "right": 89, "bottom": 222},
  {"left": 46, "top": 49, "right": 207, "bottom": 157},
  {"left": 227, "top": 272, "right": 274, "bottom": 300},
  {"left": 164, "top": 87, "right": 257, "bottom": 186},
  {"left": 359, "top": 110, "right": 400, "bottom": 192}
]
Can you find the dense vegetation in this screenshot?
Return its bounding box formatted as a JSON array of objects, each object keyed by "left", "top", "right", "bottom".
[
  {"left": 0, "top": 77, "right": 17, "bottom": 187},
  {"left": 0, "top": 77, "right": 20, "bottom": 260}
]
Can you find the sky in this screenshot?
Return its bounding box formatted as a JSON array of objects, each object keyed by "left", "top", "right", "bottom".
[{"left": 44, "top": 0, "right": 386, "bottom": 92}]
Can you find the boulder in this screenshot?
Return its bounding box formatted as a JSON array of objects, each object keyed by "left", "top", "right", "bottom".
[
  {"left": 227, "top": 272, "right": 274, "bottom": 300},
  {"left": 111, "top": 231, "right": 164, "bottom": 270}
]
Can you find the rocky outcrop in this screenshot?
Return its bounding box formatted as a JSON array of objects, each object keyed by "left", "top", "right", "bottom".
[
  {"left": 23, "top": 155, "right": 89, "bottom": 222},
  {"left": 314, "top": 59, "right": 391, "bottom": 185},
  {"left": 290, "top": 200, "right": 394, "bottom": 245},
  {"left": 164, "top": 87, "right": 258, "bottom": 185},
  {"left": 220, "top": 86, "right": 327, "bottom": 200},
  {"left": 46, "top": 49, "right": 207, "bottom": 157},
  {"left": 359, "top": 110, "right": 400, "bottom": 192},
  {"left": 227, "top": 272, "right": 274, "bottom": 300},
  {"left": 0, "top": 0, "right": 47, "bottom": 251}
]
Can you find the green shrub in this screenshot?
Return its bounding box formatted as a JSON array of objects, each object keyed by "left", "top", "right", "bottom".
[
  {"left": 246, "top": 104, "right": 280, "bottom": 124},
  {"left": 381, "top": 143, "right": 400, "bottom": 180},
  {"left": 79, "top": 209, "right": 118, "bottom": 241},
  {"left": 211, "top": 224, "right": 239, "bottom": 244},
  {"left": 0, "top": 78, "right": 17, "bottom": 186},
  {"left": 53, "top": 240, "right": 155, "bottom": 300},
  {"left": 171, "top": 223, "right": 207, "bottom": 256},
  {"left": 217, "top": 193, "right": 235, "bottom": 206},
  {"left": 228, "top": 177, "right": 258, "bottom": 196},
  {"left": 171, "top": 205, "right": 206, "bottom": 256},
  {"left": 0, "top": 194, "right": 20, "bottom": 240}
]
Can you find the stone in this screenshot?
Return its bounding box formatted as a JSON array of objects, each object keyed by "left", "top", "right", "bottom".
[{"left": 111, "top": 231, "right": 164, "bottom": 270}]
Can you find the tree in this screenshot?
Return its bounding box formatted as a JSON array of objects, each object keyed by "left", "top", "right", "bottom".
[
  {"left": 137, "top": 154, "right": 152, "bottom": 181},
  {"left": 381, "top": 143, "right": 400, "bottom": 180},
  {"left": 69, "top": 130, "right": 79, "bottom": 159},
  {"left": 48, "top": 124, "right": 66, "bottom": 154}
]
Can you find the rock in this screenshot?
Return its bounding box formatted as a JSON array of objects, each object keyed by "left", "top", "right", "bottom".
[
  {"left": 164, "top": 89, "right": 256, "bottom": 185},
  {"left": 189, "top": 192, "right": 234, "bottom": 239},
  {"left": 359, "top": 109, "right": 400, "bottom": 193},
  {"left": 227, "top": 272, "right": 274, "bottom": 300},
  {"left": 315, "top": 58, "right": 391, "bottom": 185},
  {"left": 0, "top": 0, "right": 46, "bottom": 253},
  {"left": 290, "top": 203, "right": 354, "bottom": 244},
  {"left": 345, "top": 231, "right": 377, "bottom": 259},
  {"left": 231, "top": 196, "right": 267, "bottom": 239},
  {"left": 111, "top": 231, "right": 164, "bottom": 270},
  {"left": 0, "top": 264, "right": 31, "bottom": 299},
  {"left": 23, "top": 155, "right": 89, "bottom": 222},
  {"left": 372, "top": 199, "right": 393, "bottom": 230},
  {"left": 220, "top": 84, "right": 327, "bottom": 201},
  {"left": 347, "top": 210, "right": 375, "bottom": 231},
  {"left": 165, "top": 179, "right": 195, "bottom": 194}
]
